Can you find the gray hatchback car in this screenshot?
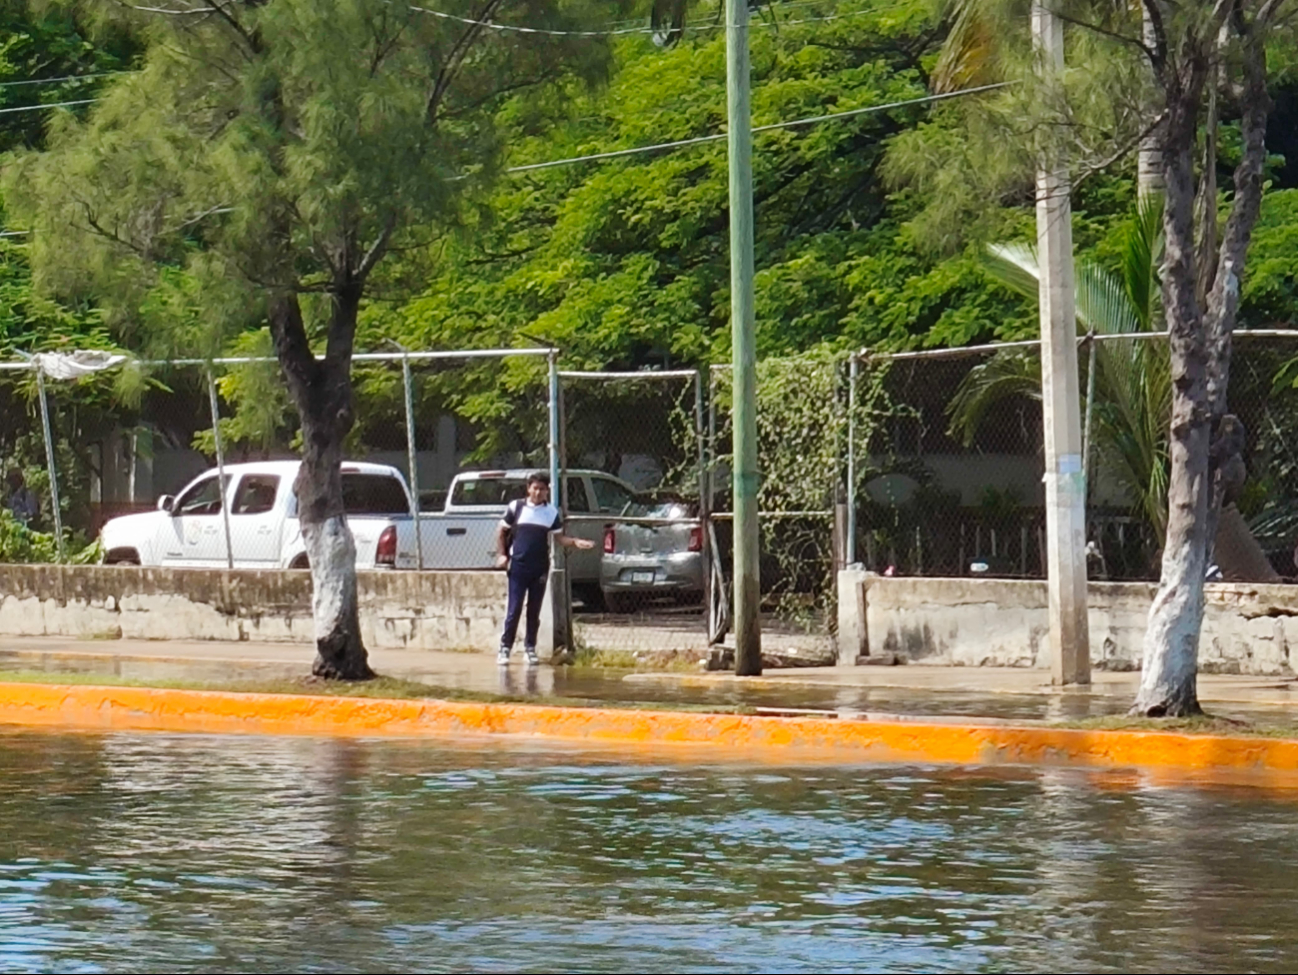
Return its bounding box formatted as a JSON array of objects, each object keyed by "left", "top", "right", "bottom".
[{"left": 599, "top": 497, "right": 704, "bottom": 613}]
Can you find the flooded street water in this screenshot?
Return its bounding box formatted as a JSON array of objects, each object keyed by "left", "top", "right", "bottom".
[{"left": 3, "top": 728, "right": 1298, "bottom": 973}]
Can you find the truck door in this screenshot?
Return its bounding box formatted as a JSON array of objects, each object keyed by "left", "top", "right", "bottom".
[
  {"left": 160, "top": 473, "right": 229, "bottom": 567},
  {"left": 562, "top": 476, "right": 601, "bottom": 583},
  {"left": 228, "top": 473, "right": 283, "bottom": 566}
]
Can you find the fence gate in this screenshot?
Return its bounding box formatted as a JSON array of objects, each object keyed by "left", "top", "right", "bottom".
[
  {"left": 708, "top": 356, "right": 845, "bottom": 666},
  {"left": 557, "top": 369, "right": 708, "bottom": 663}
]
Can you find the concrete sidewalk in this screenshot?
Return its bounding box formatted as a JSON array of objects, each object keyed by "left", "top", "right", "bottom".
[{"left": 2, "top": 635, "right": 1296, "bottom": 725}]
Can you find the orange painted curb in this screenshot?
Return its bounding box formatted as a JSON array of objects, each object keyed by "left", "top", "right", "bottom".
[{"left": 1, "top": 681, "right": 1297, "bottom": 781}]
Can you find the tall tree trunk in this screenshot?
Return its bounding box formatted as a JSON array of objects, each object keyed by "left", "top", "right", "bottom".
[
  {"left": 269, "top": 292, "right": 373, "bottom": 681},
  {"left": 1133, "top": 19, "right": 1274, "bottom": 716},
  {"left": 1133, "top": 64, "right": 1211, "bottom": 717}
]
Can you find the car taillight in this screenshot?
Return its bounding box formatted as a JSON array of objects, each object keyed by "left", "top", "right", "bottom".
[
  {"left": 688, "top": 525, "right": 703, "bottom": 553},
  {"left": 377, "top": 526, "right": 397, "bottom": 566},
  {"left": 603, "top": 527, "right": 616, "bottom": 554}
]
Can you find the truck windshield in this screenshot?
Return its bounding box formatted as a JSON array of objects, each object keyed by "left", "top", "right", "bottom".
[
  {"left": 341, "top": 474, "right": 410, "bottom": 515},
  {"left": 451, "top": 478, "right": 528, "bottom": 507}
]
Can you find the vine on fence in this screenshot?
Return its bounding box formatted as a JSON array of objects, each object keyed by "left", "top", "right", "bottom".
[{"left": 710, "top": 349, "right": 898, "bottom": 630}]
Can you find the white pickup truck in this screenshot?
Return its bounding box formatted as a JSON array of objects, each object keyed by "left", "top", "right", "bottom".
[
  {"left": 100, "top": 462, "right": 636, "bottom": 592},
  {"left": 100, "top": 460, "right": 414, "bottom": 570},
  {"left": 393, "top": 469, "right": 637, "bottom": 595}
]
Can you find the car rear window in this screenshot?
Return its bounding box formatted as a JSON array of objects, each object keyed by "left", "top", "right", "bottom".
[
  {"left": 625, "top": 501, "right": 695, "bottom": 520},
  {"left": 341, "top": 474, "right": 410, "bottom": 515},
  {"left": 451, "top": 478, "right": 528, "bottom": 507}
]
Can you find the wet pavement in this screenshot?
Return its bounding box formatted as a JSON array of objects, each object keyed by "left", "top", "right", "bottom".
[{"left": 3, "top": 636, "right": 1298, "bottom": 728}]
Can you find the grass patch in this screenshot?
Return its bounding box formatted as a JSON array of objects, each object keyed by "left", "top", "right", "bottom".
[{"left": 1065, "top": 713, "right": 1298, "bottom": 738}]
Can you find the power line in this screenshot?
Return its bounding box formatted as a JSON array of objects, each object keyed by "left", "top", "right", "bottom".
[
  {"left": 0, "top": 98, "right": 100, "bottom": 115},
  {"left": 406, "top": 1, "right": 894, "bottom": 38},
  {"left": 504, "top": 82, "right": 1011, "bottom": 173},
  {"left": 0, "top": 72, "right": 127, "bottom": 89},
  {"left": 0, "top": 80, "right": 1007, "bottom": 238}
]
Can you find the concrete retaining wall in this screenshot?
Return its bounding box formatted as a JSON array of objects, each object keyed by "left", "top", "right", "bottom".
[
  {"left": 849, "top": 575, "right": 1298, "bottom": 676},
  {"left": 0, "top": 565, "right": 527, "bottom": 652}
]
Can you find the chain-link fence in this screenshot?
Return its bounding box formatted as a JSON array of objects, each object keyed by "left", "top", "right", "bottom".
[
  {"left": 0, "top": 349, "right": 559, "bottom": 571},
  {"left": 855, "top": 331, "right": 1298, "bottom": 584},
  {"left": 851, "top": 343, "right": 1046, "bottom": 580},
  {"left": 709, "top": 353, "right": 848, "bottom": 663},
  {"left": 558, "top": 369, "right": 707, "bottom": 662},
  {"left": 11, "top": 330, "right": 1298, "bottom": 659}
]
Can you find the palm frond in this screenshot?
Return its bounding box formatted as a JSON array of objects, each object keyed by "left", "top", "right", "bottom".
[
  {"left": 946, "top": 351, "right": 1041, "bottom": 447},
  {"left": 1076, "top": 263, "right": 1141, "bottom": 335},
  {"left": 972, "top": 211, "right": 1171, "bottom": 537},
  {"left": 1120, "top": 192, "right": 1163, "bottom": 328},
  {"left": 981, "top": 242, "right": 1042, "bottom": 301},
  {"left": 933, "top": 0, "right": 1001, "bottom": 93},
  {"left": 986, "top": 243, "right": 1137, "bottom": 336}
]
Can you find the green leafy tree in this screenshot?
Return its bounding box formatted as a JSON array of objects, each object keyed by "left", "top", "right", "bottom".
[
  {"left": 0, "top": 0, "right": 137, "bottom": 153},
  {"left": 897, "top": 0, "right": 1297, "bottom": 716},
  {"left": 5, "top": 0, "right": 635, "bottom": 679}
]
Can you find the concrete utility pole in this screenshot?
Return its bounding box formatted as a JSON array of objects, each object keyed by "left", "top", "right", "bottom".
[
  {"left": 727, "top": 0, "right": 762, "bottom": 676},
  {"left": 1033, "top": 1, "right": 1090, "bottom": 685}
]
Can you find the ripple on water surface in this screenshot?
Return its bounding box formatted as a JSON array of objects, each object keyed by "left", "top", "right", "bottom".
[{"left": 1, "top": 729, "right": 1297, "bottom": 973}]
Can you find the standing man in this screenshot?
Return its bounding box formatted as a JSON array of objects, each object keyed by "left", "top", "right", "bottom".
[{"left": 495, "top": 472, "right": 594, "bottom": 666}]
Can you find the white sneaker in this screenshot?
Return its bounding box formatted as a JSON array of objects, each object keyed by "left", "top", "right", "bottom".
[
  {"left": 524, "top": 647, "right": 539, "bottom": 666},
  {"left": 497, "top": 648, "right": 511, "bottom": 665}
]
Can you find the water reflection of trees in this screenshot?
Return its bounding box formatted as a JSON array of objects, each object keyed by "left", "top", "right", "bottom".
[{"left": 6, "top": 732, "right": 1298, "bottom": 971}]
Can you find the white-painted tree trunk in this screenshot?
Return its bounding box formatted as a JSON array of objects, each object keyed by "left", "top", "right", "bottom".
[
  {"left": 303, "top": 514, "right": 367, "bottom": 679},
  {"left": 1131, "top": 13, "right": 1275, "bottom": 717},
  {"left": 269, "top": 292, "right": 373, "bottom": 681},
  {"left": 1131, "top": 55, "right": 1211, "bottom": 718},
  {"left": 1133, "top": 427, "right": 1209, "bottom": 715}
]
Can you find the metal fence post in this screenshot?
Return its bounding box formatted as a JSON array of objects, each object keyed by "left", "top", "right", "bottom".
[
  {"left": 548, "top": 351, "right": 571, "bottom": 657},
  {"left": 847, "top": 351, "right": 859, "bottom": 567},
  {"left": 401, "top": 353, "right": 424, "bottom": 570},
  {"left": 694, "top": 368, "right": 711, "bottom": 646},
  {"left": 34, "top": 363, "right": 64, "bottom": 561},
  {"left": 206, "top": 368, "right": 235, "bottom": 571},
  {"left": 1082, "top": 330, "right": 1097, "bottom": 505},
  {"left": 707, "top": 367, "right": 722, "bottom": 645}
]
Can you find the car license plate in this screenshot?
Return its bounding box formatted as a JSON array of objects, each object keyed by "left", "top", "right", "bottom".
[{"left": 632, "top": 571, "right": 655, "bottom": 584}]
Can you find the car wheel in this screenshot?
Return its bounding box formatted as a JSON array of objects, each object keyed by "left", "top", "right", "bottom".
[
  {"left": 289, "top": 554, "right": 310, "bottom": 570},
  {"left": 105, "top": 550, "right": 141, "bottom": 566}
]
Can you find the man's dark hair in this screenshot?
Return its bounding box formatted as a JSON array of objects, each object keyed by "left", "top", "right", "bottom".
[{"left": 527, "top": 472, "right": 550, "bottom": 487}]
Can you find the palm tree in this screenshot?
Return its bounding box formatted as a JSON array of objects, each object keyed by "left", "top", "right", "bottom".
[{"left": 947, "top": 196, "right": 1173, "bottom": 538}]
